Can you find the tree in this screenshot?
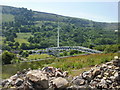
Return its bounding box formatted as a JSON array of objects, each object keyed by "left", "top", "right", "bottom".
[
  {"left": 2, "top": 51, "right": 15, "bottom": 64},
  {"left": 2, "top": 45, "right": 11, "bottom": 51},
  {"left": 14, "top": 42, "right": 19, "bottom": 48},
  {"left": 63, "top": 51, "right": 67, "bottom": 56},
  {"left": 6, "top": 36, "right": 15, "bottom": 42},
  {"left": 8, "top": 42, "right": 14, "bottom": 46},
  {"left": 20, "top": 43, "right": 28, "bottom": 50},
  {"left": 70, "top": 50, "right": 79, "bottom": 55},
  {"left": 21, "top": 51, "right": 29, "bottom": 57}
]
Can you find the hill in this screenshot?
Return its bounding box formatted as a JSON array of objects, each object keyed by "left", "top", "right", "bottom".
[
  {"left": 1, "top": 5, "right": 118, "bottom": 51},
  {"left": 2, "top": 5, "right": 117, "bottom": 30}
]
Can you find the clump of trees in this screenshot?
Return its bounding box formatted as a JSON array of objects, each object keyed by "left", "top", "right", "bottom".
[
  {"left": 60, "top": 50, "right": 83, "bottom": 56},
  {"left": 93, "top": 44, "right": 119, "bottom": 53},
  {"left": 2, "top": 51, "right": 16, "bottom": 64}
]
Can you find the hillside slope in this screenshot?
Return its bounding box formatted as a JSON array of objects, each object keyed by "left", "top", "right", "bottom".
[
  {"left": 1, "top": 5, "right": 118, "bottom": 50},
  {"left": 2, "top": 5, "right": 117, "bottom": 30}
]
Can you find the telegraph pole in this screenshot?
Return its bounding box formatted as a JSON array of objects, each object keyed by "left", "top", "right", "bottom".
[{"left": 57, "top": 18, "right": 60, "bottom": 47}]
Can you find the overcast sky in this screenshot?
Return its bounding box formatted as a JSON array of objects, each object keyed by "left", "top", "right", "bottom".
[{"left": 1, "top": 0, "right": 119, "bottom": 22}]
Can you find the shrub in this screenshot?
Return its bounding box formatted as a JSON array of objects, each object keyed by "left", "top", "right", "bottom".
[
  {"left": 63, "top": 51, "right": 68, "bottom": 56},
  {"left": 2, "top": 51, "right": 15, "bottom": 64}
]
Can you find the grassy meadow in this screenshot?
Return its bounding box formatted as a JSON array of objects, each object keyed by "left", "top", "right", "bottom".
[
  {"left": 2, "top": 14, "right": 14, "bottom": 22},
  {"left": 15, "top": 33, "right": 33, "bottom": 44},
  {"left": 27, "top": 54, "right": 54, "bottom": 60},
  {"left": 14, "top": 38, "right": 29, "bottom": 44},
  {"left": 47, "top": 53, "right": 117, "bottom": 70},
  {"left": 0, "top": 36, "right": 2, "bottom": 46},
  {"left": 0, "top": 36, "right": 5, "bottom": 46},
  {"left": 2, "top": 53, "right": 117, "bottom": 79}
]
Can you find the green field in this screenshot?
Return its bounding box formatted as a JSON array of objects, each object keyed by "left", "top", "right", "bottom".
[
  {"left": 2, "top": 33, "right": 32, "bottom": 44},
  {"left": 2, "top": 14, "right": 14, "bottom": 22},
  {"left": 0, "top": 36, "right": 2, "bottom": 45},
  {"left": 15, "top": 33, "right": 33, "bottom": 44},
  {"left": 2, "top": 53, "right": 117, "bottom": 79},
  {"left": 0, "top": 36, "right": 5, "bottom": 46},
  {"left": 27, "top": 54, "right": 54, "bottom": 60},
  {"left": 46, "top": 53, "right": 117, "bottom": 71},
  {"left": 14, "top": 38, "right": 29, "bottom": 44},
  {"left": 16, "top": 33, "right": 33, "bottom": 39}
]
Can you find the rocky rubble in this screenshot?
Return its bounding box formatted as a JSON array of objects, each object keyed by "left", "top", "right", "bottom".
[
  {"left": 69, "top": 56, "right": 120, "bottom": 89},
  {"left": 2, "top": 56, "right": 120, "bottom": 89},
  {"left": 2, "top": 67, "right": 69, "bottom": 89}
]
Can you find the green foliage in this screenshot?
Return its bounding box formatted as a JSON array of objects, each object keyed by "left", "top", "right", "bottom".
[
  {"left": 2, "top": 51, "right": 16, "bottom": 64},
  {"left": 19, "top": 50, "right": 23, "bottom": 55},
  {"left": 16, "top": 33, "right": 33, "bottom": 39},
  {"left": 11, "top": 59, "right": 20, "bottom": 64},
  {"left": 60, "top": 53, "right": 64, "bottom": 56},
  {"left": 63, "top": 51, "right": 68, "bottom": 56},
  {"left": 27, "top": 54, "right": 53, "bottom": 60},
  {"left": 51, "top": 53, "right": 116, "bottom": 71},
  {"left": 29, "top": 51, "right": 32, "bottom": 54},
  {"left": 2, "top": 53, "right": 116, "bottom": 79},
  {"left": 69, "top": 50, "right": 80, "bottom": 55},
  {"left": 2, "top": 44, "right": 11, "bottom": 51},
  {"left": 2, "top": 14, "right": 14, "bottom": 22},
  {"left": 20, "top": 43, "right": 28, "bottom": 50},
  {"left": 2, "top": 6, "right": 118, "bottom": 51},
  {"left": 15, "top": 38, "right": 29, "bottom": 44},
  {"left": 93, "top": 44, "right": 119, "bottom": 53},
  {"left": 94, "top": 38, "right": 115, "bottom": 45},
  {"left": 14, "top": 42, "right": 19, "bottom": 48},
  {"left": 21, "top": 51, "right": 29, "bottom": 57}
]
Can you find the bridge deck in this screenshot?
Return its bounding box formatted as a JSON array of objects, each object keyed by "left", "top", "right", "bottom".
[{"left": 46, "top": 46, "right": 102, "bottom": 54}]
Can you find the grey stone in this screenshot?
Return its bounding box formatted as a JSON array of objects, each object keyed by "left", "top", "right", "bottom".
[
  {"left": 73, "top": 79, "right": 85, "bottom": 86},
  {"left": 106, "top": 62, "right": 113, "bottom": 65},
  {"left": 82, "top": 71, "right": 93, "bottom": 81},
  {"left": 63, "top": 71, "right": 68, "bottom": 77},
  {"left": 89, "top": 80, "right": 98, "bottom": 88},
  {"left": 52, "top": 77, "right": 69, "bottom": 88},
  {"left": 2, "top": 80, "right": 9, "bottom": 87},
  {"left": 26, "top": 70, "right": 49, "bottom": 89},
  {"left": 15, "top": 78, "right": 23, "bottom": 86},
  {"left": 92, "top": 68, "right": 101, "bottom": 77},
  {"left": 106, "top": 79, "right": 112, "bottom": 84},
  {"left": 97, "top": 75, "right": 102, "bottom": 79}
]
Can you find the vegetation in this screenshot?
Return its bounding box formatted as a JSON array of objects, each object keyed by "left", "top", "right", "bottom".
[
  {"left": 1, "top": 6, "right": 118, "bottom": 79},
  {"left": 2, "top": 53, "right": 117, "bottom": 79},
  {"left": 93, "top": 44, "right": 119, "bottom": 53},
  {"left": 27, "top": 54, "right": 54, "bottom": 60},
  {"left": 59, "top": 50, "right": 84, "bottom": 56},
  {"left": 2, "top": 51, "right": 16, "bottom": 64},
  {"left": 1, "top": 5, "right": 118, "bottom": 51},
  {"left": 49, "top": 53, "right": 117, "bottom": 71},
  {"left": 2, "top": 14, "right": 14, "bottom": 22}
]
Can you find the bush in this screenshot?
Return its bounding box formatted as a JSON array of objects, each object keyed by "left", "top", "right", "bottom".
[
  {"left": 70, "top": 50, "right": 79, "bottom": 55},
  {"left": 2, "top": 51, "right": 15, "bottom": 64},
  {"left": 63, "top": 51, "right": 68, "bottom": 56},
  {"left": 21, "top": 51, "right": 29, "bottom": 57},
  {"left": 60, "top": 53, "right": 64, "bottom": 56},
  {"left": 29, "top": 51, "right": 32, "bottom": 54}
]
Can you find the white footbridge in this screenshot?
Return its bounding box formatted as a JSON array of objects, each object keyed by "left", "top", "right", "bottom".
[{"left": 46, "top": 46, "right": 102, "bottom": 54}]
